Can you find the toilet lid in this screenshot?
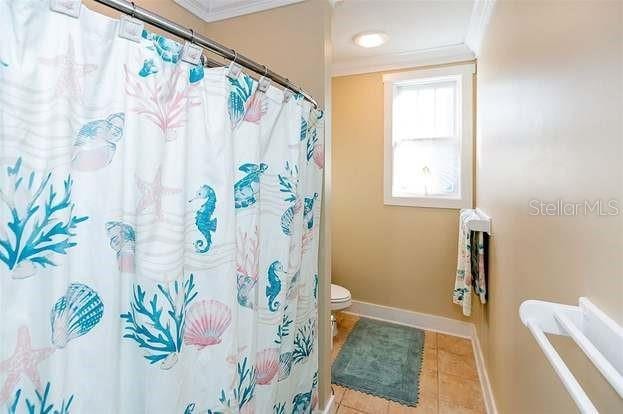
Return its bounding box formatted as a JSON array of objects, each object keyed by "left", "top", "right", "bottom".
[{"left": 331, "top": 284, "right": 351, "bottom": 302}]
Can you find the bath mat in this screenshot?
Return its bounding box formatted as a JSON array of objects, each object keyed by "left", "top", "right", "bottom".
[{"left": 331, "top": 318, "right": 424, "bottom": 406}]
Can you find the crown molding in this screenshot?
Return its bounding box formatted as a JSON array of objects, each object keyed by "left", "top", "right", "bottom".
[
  {"left": 331, "top": 43, "right": 475, "bottom": 77},
  {"left": 174, "top": 0, "right": 305, "bottom": 23},
  {"left": 465, "top": 0, "right": 497, "bottom": 56}
]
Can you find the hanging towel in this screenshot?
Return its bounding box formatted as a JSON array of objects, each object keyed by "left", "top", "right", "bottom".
[{"left": 453, "top": 209, "right": 488, "bottom": 316}]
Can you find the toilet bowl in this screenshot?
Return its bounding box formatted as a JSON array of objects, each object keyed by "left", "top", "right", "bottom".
[
  {"left": 330, "top": 283, "right": 352, "bottom": 311},
  {"left": 330, "top": 284, "right": 352, "bottom": 338}
]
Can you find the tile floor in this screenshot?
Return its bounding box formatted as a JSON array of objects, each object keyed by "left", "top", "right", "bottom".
[{"left": 331, "top": 312, "right": 485, "bottom": 414}]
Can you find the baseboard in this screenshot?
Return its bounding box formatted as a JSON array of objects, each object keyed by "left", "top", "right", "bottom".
[
  {"left": 344, "top": 300, "right": 473, "bottom": 337},
  {"left": 471, "top": 324, "right": 498, "bottom": 414},
  {"left": 342, "top": 300, "right": 498, "bottom": 414}
]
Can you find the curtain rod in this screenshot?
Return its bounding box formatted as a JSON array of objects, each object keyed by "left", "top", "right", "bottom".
[{"left": 92, "top": 0, "right": 320, "bottom": 109}]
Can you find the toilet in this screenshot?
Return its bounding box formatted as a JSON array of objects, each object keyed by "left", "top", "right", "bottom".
[{"left": 330, "top": 283, "right": 352, "bottom": 337}]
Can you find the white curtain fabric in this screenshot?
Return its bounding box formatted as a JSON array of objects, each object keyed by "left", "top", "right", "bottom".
[{"left": 0, "top": 1, "right": 324, "bottom": 413}]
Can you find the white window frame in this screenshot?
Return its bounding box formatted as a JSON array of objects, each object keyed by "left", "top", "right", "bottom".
[{"left": 383, "top": 63, "right": 475, "bottom": 209}]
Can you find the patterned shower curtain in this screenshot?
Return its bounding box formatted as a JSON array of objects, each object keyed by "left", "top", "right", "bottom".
[{"left": 0, "top": 1, "right": 324, "bottom": 413}]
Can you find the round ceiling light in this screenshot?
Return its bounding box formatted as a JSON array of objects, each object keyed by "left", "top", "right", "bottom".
[{"left": 353, "top": 31, "right": 389, "bottom": 48}]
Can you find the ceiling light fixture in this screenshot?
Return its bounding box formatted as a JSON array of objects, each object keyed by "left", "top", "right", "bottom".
[{"left": 353, "top": 31, "right": 389, "bottom": 48}]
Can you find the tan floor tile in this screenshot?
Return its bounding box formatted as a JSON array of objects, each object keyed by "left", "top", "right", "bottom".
[
  {"left": 388, "top": 399, "right": 437, "bottom": 414},
  {"left": 419, "top": 369, "right": 439, "bottom": 397},
  {"left": 341, "top": 389, "right": 389, "bottom": 414},
  {"left": 334, "top": 323, "right": 355, "bottom": 343},
  {"left": 338, "top": 405, "right": 366, "bottom": 414},
  {"left": 335, "top": 329, "right": 351, "bottom": 344},
  {"left": 424, "top": 331, "right": 437, "bottom": 350},
  {"left": 333, "top": 385, "right": 347, "bottom": 405},
  {"left": 336, "top": 316, "right": 359, "bottom": 334},
  {"left": 437, "top": 349, "right": 478, "bottom": 380},
  {"left": 437, "top": 334, "right": 472, "bottom": 356},
  {"left": 422, "top": 347, "right": 437, "bottom": 373},
  {"left": 438, "top": 373, "right": 485, "bottom": 414},
  {"left": 333, "top": 334, "right": 347, "bottom": 349},
  {"left": 337, "top": 311, "right": 360, "bottom": 324}
]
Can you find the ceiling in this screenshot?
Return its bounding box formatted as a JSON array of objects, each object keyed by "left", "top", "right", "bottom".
[
  {"left": 174, "top": 0, "right": 480, "bottom": 76},
  {"left": 332, "top": 0, "right": 477, "bottom": 76},
  {"left": 173, "top": 0, "right": 304, "bottom": 23}
]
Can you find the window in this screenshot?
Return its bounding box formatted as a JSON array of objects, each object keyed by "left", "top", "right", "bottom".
[{"left": 383, "top": 64, "right": 474, "bottom": 209}]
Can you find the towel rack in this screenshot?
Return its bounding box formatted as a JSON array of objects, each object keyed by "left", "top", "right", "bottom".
[
  {"left": 466, "top": 208, "right": 492, "bottom": 234},
  {"left": 519, "top": 298, "right": 623, "bottom": 413}
]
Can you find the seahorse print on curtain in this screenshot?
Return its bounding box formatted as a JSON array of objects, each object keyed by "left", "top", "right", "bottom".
[{"left": 189, "top": 185, "right": 218, "bottom": 253}]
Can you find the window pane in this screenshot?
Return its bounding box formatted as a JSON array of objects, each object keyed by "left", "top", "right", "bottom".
[
  {"left": 394, "top": 80, "right": 456, "bottom": 141},
  {"left": 434, "top": 86, "right": 455, "bottom": 137},
  {"left": 392, "top": 138, "right": 459, "bottom": 197}
]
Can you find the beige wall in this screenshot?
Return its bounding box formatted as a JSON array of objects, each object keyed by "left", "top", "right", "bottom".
[
  {"left": 474, "top": 1, "right": 623, "bottom": 413},
  {"left": 203, "top": 0, "right": 330, "bottom": 106},
  {"left": 332, "top": 69, "right": 469, "bottom": 320}
]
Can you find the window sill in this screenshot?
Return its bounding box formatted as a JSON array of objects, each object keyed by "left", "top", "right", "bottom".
[{"left": 384, "top": 195, "right": 470, "bottom": 209}]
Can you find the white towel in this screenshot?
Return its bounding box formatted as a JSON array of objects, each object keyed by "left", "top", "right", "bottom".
[{"left": 453, "top": 209, "right": 487, "bottom": 316}]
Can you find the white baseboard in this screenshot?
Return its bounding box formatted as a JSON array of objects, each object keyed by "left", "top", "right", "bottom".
[
  {"left": 471, "top": 324, "right": 498, "bottom": 414},
  {"left": 344, "top": 300, "right": 473, "bottom": 337},
  {"left": 342, "top": 300, "right": 498, "bottom": 414}
]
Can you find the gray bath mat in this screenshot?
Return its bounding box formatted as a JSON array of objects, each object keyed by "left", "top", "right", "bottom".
[{"left": 331, "top": 318, "right": 424, "bottom": 406}]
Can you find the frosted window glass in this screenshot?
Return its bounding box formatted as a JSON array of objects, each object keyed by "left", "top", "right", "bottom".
[{"left": 392, "top": 79, "right": 460, "bottom": 197}]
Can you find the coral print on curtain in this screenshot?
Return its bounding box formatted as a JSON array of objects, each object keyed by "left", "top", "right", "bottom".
[{"left": 0, "top": 1, "right": 323, "bottom": 413}]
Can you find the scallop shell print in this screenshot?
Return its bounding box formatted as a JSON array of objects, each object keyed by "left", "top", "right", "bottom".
[
  {"left": 50, "top": 283, "right": 104, "bottom": 348},
  {"left": 255, "top": 348, "right": 279, "bottom": 385},
  {"left": 183, "top": 300, "right": 231, "bottom": 348}
]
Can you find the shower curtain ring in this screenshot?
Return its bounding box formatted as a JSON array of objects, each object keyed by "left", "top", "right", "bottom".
[
  {"left": 262, "top": 65, "right": 269, "bottom": 77},
  {"left": 232, "top": 50, "right": 238, "bottom": 64},
  {"left": 189, "top": 28, "right": 195, "bottom": 44},
  {"left": 130, "top": 2, "right": 136, "bottom": 18}
]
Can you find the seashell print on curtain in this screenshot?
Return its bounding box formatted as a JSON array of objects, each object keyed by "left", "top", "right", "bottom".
[{"left": 0, "top": 1, "right": 323, "bottom": 413}]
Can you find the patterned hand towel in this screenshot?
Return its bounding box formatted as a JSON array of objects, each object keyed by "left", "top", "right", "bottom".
[{"left": 453, "top": 209, "right": 488, "bottom": 316}]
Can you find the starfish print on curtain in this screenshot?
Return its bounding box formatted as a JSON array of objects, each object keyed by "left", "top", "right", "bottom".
[
  {"left": 0, "top": 326, "right": 55, "bottom": 404},
  {"left": 135, "top": 166, "right": 181, "bottom": 219},
  {"left": 39, "top": 35, "right": 97, "bottom": 98}
]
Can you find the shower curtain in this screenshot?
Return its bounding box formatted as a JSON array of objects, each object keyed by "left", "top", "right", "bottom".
[{"left": 0, "top": 1, "right": 324, "bottom": 413}]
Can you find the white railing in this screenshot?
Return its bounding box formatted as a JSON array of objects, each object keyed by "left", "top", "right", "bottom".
[{"left": 519, "top": 298, "right": 623, "bottom": 413}]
